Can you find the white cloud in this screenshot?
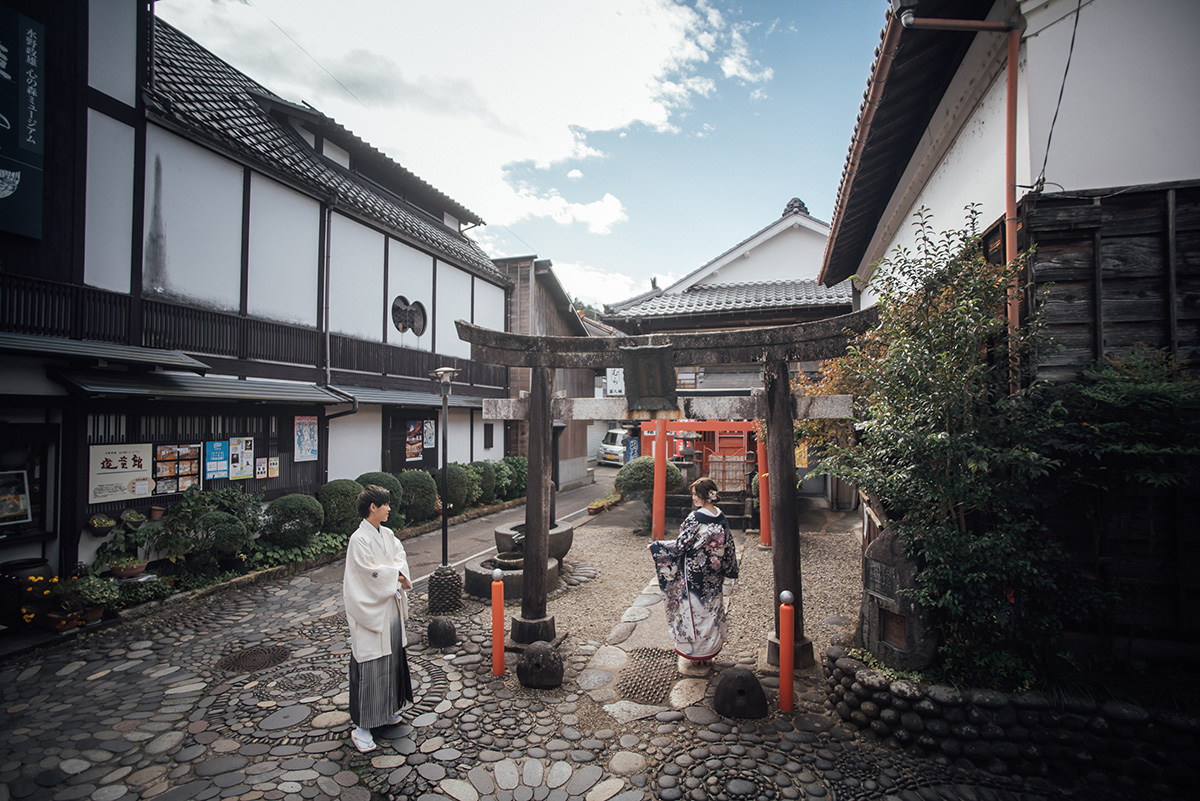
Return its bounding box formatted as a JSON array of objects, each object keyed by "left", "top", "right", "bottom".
[
  {"left": 156, "top": 0, "right": 768, "bottom": 234},
  {"left": 567, "top": 169, "right": 584, "bottom": 180},
  {"left": 551, "top": 261, "right": 674, "bottom": 308},
  {"left": 719, "top": 26, "right": 775, "bottom": 84}
]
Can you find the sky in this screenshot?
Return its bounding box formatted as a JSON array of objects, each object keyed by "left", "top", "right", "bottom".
[{"left": 155, "top": 0, "right": 889, "bottom": 309}]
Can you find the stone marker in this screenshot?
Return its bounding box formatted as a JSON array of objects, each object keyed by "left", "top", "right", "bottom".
[
  {"left": 516, "top": 641, "right": 564, "bottom": 688},
  {"left": 427, "top": 616, "right": 457, "bottom": 648},
  {"left": 713, "top": 668, "right": 768, "bottom": 719}
]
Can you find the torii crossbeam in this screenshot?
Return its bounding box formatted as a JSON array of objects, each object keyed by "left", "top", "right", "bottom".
[{"left": 456, "top": 308, "right": 878, "bottom": 668}]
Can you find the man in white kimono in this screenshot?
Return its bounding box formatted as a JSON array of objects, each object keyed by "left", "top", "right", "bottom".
[{"left": 343, "top": 484, "right": 414, "bottom": 753}]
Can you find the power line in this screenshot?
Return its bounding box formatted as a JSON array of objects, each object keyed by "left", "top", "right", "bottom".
[
  {"left": 1034, "top": 0, "right": 1083, "bottom": 192},
  {"left": 247, "top": 0, "right": 371, "bottom": 112}
]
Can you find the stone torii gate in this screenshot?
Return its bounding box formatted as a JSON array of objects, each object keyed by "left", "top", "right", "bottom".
[{"left": 457, "top": 308, "right": 877, "bottom": 668}]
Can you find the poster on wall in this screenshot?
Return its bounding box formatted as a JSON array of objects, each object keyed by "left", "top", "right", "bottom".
[
  {"left": 423, "top": 419, "right": 436, "bottom": 448},
  {"left": 88, "top": 444, "right": 154, "bottom": 503},
  {"left": 268, "top": 457, "right": 280, "bottom": 478},
  {"left": 255, "top": 458, "right": 268, "bottom": 479},
  {"left": 229, "top": 437, "right": 254, "bottom": 480},
  {"left": 0, "top": 471, "right": 32, "bottom": 526},
  {"left": 294, "top": 416, "right": 318, "bottom": 462},
  {"left": 205, "top": 441, "right": 229, "bottom": 480},
  {"left": 153, "top": 443, "right": 202, "bottom": 496},
  {"left": 406, "top": 421, "right": 423, "bottom": 461}
]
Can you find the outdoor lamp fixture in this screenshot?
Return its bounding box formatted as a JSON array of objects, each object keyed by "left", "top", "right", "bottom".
[{"left": 427, "top": 366, "right": 462, "bottom": 615}]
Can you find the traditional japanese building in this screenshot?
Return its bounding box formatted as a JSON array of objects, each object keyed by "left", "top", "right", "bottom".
[{"left": 0, "top": 1, "right": 510, "bottom": 573}]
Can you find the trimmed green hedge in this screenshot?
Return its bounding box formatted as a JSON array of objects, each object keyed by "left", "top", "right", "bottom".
[
  {"left": 396, "top": 470, "right": 438, "bottom": 524},
  {"left": 262, "top": 493, "right": 325, "bottom": 549},
  {"left": 317, "top": 479, "right": 363, "bottom": 537},
  {"left": 354, "top": 472, "right": 406, "bottom": 530}
]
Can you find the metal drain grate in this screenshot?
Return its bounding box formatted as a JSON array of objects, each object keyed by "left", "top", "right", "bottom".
[
  {"left": 215, "top": 645, "right": 292, "bottom": 673},
  {"left": 616, "top": 648, "right": 677, "bottom": 705}
]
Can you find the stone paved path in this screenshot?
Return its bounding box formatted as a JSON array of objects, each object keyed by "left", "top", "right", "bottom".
[{"left": 0, "top": 552, "right": 1153, "bottom": 801}]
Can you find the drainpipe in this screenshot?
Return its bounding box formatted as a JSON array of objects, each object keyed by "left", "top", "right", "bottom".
[
  {"left": 899, "top": 9, "right": 1021, "bottom": 390},
  {"left": 325, "top": 385, "right": 359, "bottom": 421}
]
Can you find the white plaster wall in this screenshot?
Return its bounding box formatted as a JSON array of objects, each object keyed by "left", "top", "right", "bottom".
[
  {"left": 473, "top": 279, "right": 506, "bottom": 334},
  {"left": 88, "top": 0, "right": 138, "bottom": 106},
  {"left": 435, "top": 261, "right": 473, "bottom": 359},
  {"left": 247, "top": 174, "right": 320, "bottom": 326},
  {"left": 1023, "top": 0, "right": 1200, "bottom": 192},
  {"left": 327, "top": 405, "right": 382, "bottom": 480},
  {"left": 388, "top": 240, "right": 434, "bottom": 351},
  {"left": 701, "top": 225, "right": 829, "bottom": 285},
  {"left": 471, "top": 413, "right": 504, "bottom": 462},
  {"left": 448, "top": 408, "right": 472, "bottom": 463},
  {"left": 328, "top": 214, "right": 386, "bottom": 341},
  {"left": 84, "top": 110, "right": 135, "bottom": 293},
  {"left": 0, "top": 358, "right": 69, "bottom": 395},
  {"left": 143, "top": 127, "right": 243, "bottom": 309},
  {"left": 869, "top": 57, "right": 1030, "bottom": 287}
]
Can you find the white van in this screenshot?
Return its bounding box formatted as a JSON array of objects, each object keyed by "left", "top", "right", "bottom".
[{"left": 596, "top": 429, "right": 630, "bottom": 466}]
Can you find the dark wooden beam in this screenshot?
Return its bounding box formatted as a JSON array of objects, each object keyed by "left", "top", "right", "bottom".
[{"left": 456, "top": 308, "right": 879, "bottom": 369}]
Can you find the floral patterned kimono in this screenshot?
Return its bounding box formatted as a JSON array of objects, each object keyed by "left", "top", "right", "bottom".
[{"left": 649, "top": 508, "right": 739, "bottom": 660}]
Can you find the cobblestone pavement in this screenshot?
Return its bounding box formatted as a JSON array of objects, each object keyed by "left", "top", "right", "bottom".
[{"left": 0, "top": 549, "right": 1151, "bottom": 801}]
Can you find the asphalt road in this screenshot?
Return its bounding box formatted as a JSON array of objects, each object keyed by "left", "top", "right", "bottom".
[{"left": 404, "top": 464, "right": 619, "bottom": 584}]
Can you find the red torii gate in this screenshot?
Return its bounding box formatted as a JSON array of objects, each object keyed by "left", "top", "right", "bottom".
[
  {"left": 457, "top": 308, "right": 876, "bottom": 668},
  {"left": 635, "top": 418, "right": 771, "bottom": 545}
]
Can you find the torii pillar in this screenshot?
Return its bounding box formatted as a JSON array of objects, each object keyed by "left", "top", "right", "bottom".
[{"left": 510, "top": 365, "right": 556, "bottom": 644}]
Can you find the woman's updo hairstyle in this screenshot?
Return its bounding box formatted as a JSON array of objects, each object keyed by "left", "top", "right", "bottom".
[{"left": 691, "top": 477, "right": 720, "bottom": 505}]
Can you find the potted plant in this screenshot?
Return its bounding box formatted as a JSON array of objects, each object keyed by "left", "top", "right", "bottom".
[
  {"left": 93, "top": 520, "right": 153, "bottom": 578},
  {"left": 19, "top": 574, "right": 85, "bottom": 631},
  {"left": 87, "top": 513, "right": 117, "bottom": 536},
  {"left": 119, "top": 509, "right": 147, "bottom": 528},
  {"left": 76, "top": 575, "right": 121, "bottom": 622}
]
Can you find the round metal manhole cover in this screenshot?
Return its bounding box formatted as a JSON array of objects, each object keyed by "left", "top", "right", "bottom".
[
  {"left": 616, "top": 647, "right": 678, "bottom": 705},
  {"left": 215, "top": 645, "right": 292, "bottom": 673}
]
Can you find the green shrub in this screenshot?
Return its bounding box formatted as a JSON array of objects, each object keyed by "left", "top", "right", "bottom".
[
  {"left": 615, "top": 455, "right": 684, "bottom": 504},
  {"left": 502, "top": 455, "right": 528, "bottom": 499},
  {"left": 442, "top": 463, "right": 470, "bottom": 514},
  {"left": 199, "top": 510, "right": 251, "bottom": 555},
  {"left": 208, "top": 485, "right": 264, "bottom": 536},
  {"left": 817, "top": 208, "right": 1108, "bottom": 688},
  {"left": 248, "top": 530, "right": 347, "bottom": 571},
  {"left": 492, "top": 458, "right": 513, "bottom": 500},
  {"left": 396, "top": 470, "right": 438, "bottom": 523},
  {"left": 354, "top": 472, "right": 405, "bottom": 530},
  {"left": 317, "top": 479, "right": 363, "bottom": 538},
  {"left": 471, "top": 460, "right": 497, "bottom": 505},
  {"left": 115, "top": 579, "right": 175, "bottom": 609},
  {"left": 454, "top": 462, "right": 482, "bottom": 508},
  {"left": 262, "top": 493, "right": 325, "bottom": 549}
]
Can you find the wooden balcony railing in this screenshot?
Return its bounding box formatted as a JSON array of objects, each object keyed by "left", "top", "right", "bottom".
[{"left": 0, "top": 274, "right": 506, "bottom": 390}]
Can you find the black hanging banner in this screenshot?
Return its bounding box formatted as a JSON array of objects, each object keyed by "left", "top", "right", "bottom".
[{"left": 0, "top": 9, "right": 44, "bottom": 239}]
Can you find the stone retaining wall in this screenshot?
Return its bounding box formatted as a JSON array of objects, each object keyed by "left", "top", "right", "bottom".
[{"left": 822, "top": 644, "right": 1197, "bottom": 796}]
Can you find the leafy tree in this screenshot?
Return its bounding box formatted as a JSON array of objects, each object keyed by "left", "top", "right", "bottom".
[{"left": 816, "top": 208, "right": 1106, "bottom": 688}]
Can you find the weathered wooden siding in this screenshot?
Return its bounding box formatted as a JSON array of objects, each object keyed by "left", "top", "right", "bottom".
[{"left": 1024, "top": 181, "right": 1200, "bottom": 380}]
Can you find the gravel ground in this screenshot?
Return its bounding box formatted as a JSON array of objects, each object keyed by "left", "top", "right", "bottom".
[{"left": 549, "top": 498, "right": 862, "bottom": 668}]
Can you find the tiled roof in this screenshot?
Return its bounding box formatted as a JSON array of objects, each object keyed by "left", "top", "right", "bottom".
[
  {"left": 821, "top": 0, "right": 994, "bottom": 286},
  {"left": 148, "top": 19, "right": 505, "bottom": 283},
  {"left": 605, "top": 279, "right": 853, "bottom": 319}
]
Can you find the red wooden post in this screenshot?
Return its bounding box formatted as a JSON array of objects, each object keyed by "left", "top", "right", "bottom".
[
  {"left": 652, "top": 420, "right": 667, "bottom": 540},
  {"left": 779, "top": 590, "right": 794, "bottom": 712},
  {"left": 492, "top": 568, "right": 505, "bottom": 676},
  {"left": 756, "top": 435, "right": 771, "bottom": 547}
]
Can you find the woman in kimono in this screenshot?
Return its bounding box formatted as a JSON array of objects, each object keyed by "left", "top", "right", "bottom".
[
  {"left": 343, "top": 485, "right": 414, "bottom": 753},
  {"left": 649, "top": 477, "right": 739, "bottom": 674}
]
